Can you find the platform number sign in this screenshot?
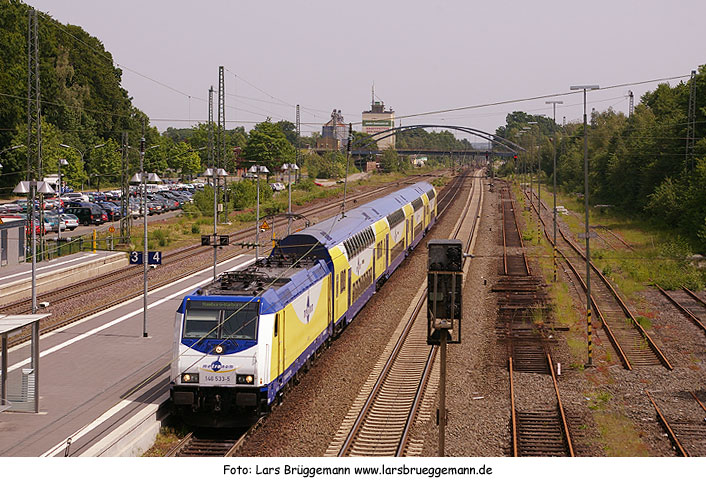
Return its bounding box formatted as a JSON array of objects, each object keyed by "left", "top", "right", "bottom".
[
  {"left": 129, "top": 251, "right": 143, "bottom": 265},
  {"left": 129, "top": 251, "right": 162, "bottom": 265}
]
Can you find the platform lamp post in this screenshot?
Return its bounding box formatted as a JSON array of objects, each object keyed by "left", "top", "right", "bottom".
[
  {"left": 130, "top": 137, "right": 162, "bottom": 338},
  {"left": 203, "top": 167, "right": 228, "bottom": 281},
  {"left": 570, "top": 84, "right": 599, "bottom": 368},
  {"left": 56, "top": 158, "right": 68, "bottom": 242},
  {"left": 13, "top": 180, "right": 55, "bottom": 314},
  {"left": 545, "top": 100, "right": 564, "bottom": 282},
  {"left": 281, "top": 163, "right": 299, "bottom": 235},
  {"left": 249, "top": 165, "right": 269, "bottom": 262}
]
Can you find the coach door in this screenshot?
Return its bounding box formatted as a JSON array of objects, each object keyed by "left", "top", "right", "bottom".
[
  {"left": 347, "top": 268, "right": 352, "bottom": 307},
  {"left": 276, "top": 313, "right": 285, "bottom": 380},
  {"left": 406, "top": 219, "right": 410, "bottom": 248},
  {"left": 385, "top": 234, "right": 389, "bottom": 269}
]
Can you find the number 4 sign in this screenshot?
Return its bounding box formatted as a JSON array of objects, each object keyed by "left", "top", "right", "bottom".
[{"left": 148, "top": 251, "right": 162, "bottom": 265}]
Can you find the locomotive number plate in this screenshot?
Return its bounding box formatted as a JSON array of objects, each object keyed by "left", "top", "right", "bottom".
[{"left": 201, "top": 373, "right": 235, "bottom": 385}]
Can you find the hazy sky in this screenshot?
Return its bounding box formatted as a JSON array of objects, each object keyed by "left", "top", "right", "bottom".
[{"left": 26, "top": 0, "right": 706, "bottom": 141}]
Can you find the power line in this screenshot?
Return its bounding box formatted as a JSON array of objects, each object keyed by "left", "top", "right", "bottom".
[{"left": 382, "top": 74, "right": 692, "bottom": 127}]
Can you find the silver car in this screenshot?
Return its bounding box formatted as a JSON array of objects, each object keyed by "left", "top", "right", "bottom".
[{"left": 60, "top": 213, "right": 79, "bottom": 231}]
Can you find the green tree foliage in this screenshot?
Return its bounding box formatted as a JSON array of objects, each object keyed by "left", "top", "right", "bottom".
[
  {"left": 497, "top": 66, "right": 706, "bottom": 251},
  {"left": 242, "top": 120, "right": 295, "bottom": 174},
  {"left": 379, "top": 147, "right": 405, "bottom": 173},
  {"left": 395, "top": 128, "right": 473, "bottom": 151},
  {"left": 0, "top": 0, "right": 148, "bottom": 194},
  {"left": 229, "top": 179, "right": 272, "bottom": 210},
  {"left": 303, "top": 150, "right": 354, "bottom": 179}
]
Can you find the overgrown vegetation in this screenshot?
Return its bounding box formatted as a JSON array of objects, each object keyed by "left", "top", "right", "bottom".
[{"left": 495, "top": 67, "right": 706, "bottom": 253}]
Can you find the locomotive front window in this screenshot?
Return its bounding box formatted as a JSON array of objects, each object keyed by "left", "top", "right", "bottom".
[
  {"left": 184, "top": 308, "right": 220, "bottom": 339},
  {"left": 222, "top": 304, "right": 258, "bottom": 340},
  {"left": 183, "top": 300, "right": 260, "bottom": 340}
]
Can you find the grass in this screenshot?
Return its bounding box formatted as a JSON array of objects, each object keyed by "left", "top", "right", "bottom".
[
  {"left": 593, "top": 412, "right": 651, "bottom": 457},
  {"left": 539, "top": 185, "right": 706, "bottom": 295},
  {"left": 141, "top": 426, "right": 188, "bottom": 456},
  {"left": 513, "top": 183, "right": 654, "bottom": 456}
]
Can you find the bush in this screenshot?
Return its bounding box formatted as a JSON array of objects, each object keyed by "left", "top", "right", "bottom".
[
  {"left": 191, "top": 223, "right": 201, "bottom": 234},
  {"left": 153, "top": 228, "right": 169, "bottom": 247},
  {"left": 294, "top": 178, "right": 315, "bottom": 191}
]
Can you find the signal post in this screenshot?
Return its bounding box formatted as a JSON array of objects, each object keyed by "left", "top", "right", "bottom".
[{"left": 427, "top": 239, "right": 463, "bottom": 456}]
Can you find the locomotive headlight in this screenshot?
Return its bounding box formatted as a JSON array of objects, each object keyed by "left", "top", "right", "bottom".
[
  {"left": 214, "top": 345, "right": 224, "bottom": 354},
  {"left": 181, "top": 373, "right": 199, "bottom": 383},
  {"left": 237, "top": 374, "right": 255, "bottom": 385}
]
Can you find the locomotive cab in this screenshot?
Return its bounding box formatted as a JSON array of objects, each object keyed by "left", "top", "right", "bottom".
[{"left": 171, "top": 296, "right": 269, "bottom": 427}]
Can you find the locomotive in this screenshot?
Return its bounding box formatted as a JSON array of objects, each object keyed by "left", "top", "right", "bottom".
[{"left": 170, "top": 182, "right": 437, "bottom": 426}]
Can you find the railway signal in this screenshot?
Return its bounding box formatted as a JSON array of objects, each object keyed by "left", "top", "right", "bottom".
[{"left": 427, "top": 239, "right": 463, "bottom": 457}]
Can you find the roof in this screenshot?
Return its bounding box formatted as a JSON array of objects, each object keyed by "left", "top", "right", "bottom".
[
  {"left": 280, "top": 181, "right": 434, "bottom": 254},
  {"left": 0, "top": 314, "right": 51, "bottom": 336}
]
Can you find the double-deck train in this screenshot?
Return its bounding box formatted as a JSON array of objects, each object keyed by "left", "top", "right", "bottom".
[{"left": 170, "top": 181, "right": 437, "bottom": 426}]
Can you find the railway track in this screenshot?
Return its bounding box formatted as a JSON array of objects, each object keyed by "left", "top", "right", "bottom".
[
  {"left": 166, "top": 428, "right": 247, "bottom": 457},
  {"left": 169, "top": 172, "right": 462, "bottom": 457},
  {"left": 326, "top": 170, "right": 480, "bottom": 457},
  {"left": 499, "top": 184, "right": 573, "bottom": 456},
  {"left": 646, "top": 390, "right": 706, "bottom": 457},
  {"left": 509, "top": 354, "right": 574, "bottom": 456},
  {"left": 1, "top": 176, "right": 437, "bottom": 347},
  {"left": 524, "top": 188, "right": 672, "bottom": 370},
  {"left": 656, "top": 285, "right": 706, "bottom": 335}
]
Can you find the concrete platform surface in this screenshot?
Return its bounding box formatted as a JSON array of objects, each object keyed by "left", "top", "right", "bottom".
[
  {"left": 0, "top": 253, "right": 253, "bottom": 457},
  {"left": 0, "top": 251, "right": 128, "bottom": 304}
]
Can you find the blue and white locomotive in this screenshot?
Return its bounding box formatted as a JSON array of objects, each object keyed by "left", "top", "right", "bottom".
[{"left": 170, "top": 182, "right": 437, "bottom": 426}]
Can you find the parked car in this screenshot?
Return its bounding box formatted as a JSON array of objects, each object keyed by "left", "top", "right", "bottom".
[
  {"left": 97, "top": 201, "right": 121, "bottom": 221},
  {"left": 65, "top": 203, "right": 104, "bottom": 225},
  {"left": 60, "top": 213, "right": 79, "bottom": 231},
  {"left": 269, "top": 182, "right": 285, "bottom": 192},
  {"left": 0, "top": 203, "right": 23, "bottom": 214},
  {"left": 43, "top": 213, "right": 66, "bottom": 233}
]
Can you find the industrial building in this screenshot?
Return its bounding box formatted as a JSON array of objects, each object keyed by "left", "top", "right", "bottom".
[{"left": 362, "top": 96, "right": 395, "bottom": 151}]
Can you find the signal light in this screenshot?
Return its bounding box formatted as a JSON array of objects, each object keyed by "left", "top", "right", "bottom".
[
  {"left": 201, "top": 235, "right": 211, "bottom": 246},
  {"left": 219, "top": 235, "right": 230, "bottom": 246}
]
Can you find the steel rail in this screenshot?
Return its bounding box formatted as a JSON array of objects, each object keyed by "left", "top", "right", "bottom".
[
  {"left": 554, "top": 244, "right": 632, "bottom": 370},
  {"left": 645, "top": 390, "right": 689, "bottom": 457},
  {"left": 337, "top": 170, "right": 478, "bottom": 457},
  {"left": 509, "top": 357, "right": 518, "bottom": 457},
  {"left": 547, "top": 352, "right": 574, "bottom": 457},
  {"left": 655, "top": 284, "right": 706, "bottom": 333},
  {"left": 524, "top": 189, "right": 671, "bottom": 370},
  {"left": 5, "top": 177, "right": 438, "bottom": 347}
]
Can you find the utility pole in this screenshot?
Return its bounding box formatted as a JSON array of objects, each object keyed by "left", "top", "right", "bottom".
[
  {"left": 140, "top": 123, "right": 148, "bottom": 338},
  {"left": 296, "top": 104, "right": 301, "bottom": 183},
  {"left": 545, "top": 100, "right": 563, "bottom": 282},
  {"left": 27, "top": 8, "right": 43, "bottom": 262},
  {"left": 218, "top": 66, "right": 227, "bottom": 223},
  {"left": 342, "top": 123, "right": 352, "bottom": 217},
  {"left": 686, "top": 70, "right": 697, "bottom": 170},
  {"left": 628, "top": 90, "right": 634, "bottom": 118},
  {"left": 120, "top": 131, "right": 130, "bottom": 243}
]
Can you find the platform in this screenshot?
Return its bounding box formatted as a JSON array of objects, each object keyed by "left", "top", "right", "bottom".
[
  {"left": 0, "top": 251, "right": 128, "bottom": 304},
  {"left": 0, "top": 253, "right": 253, "bottom": 456}
]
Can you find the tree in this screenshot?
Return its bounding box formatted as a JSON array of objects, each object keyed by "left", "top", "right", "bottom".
[
  {"left": 379, "top": 147, "right": 401, "bottom": 173},
  {"left": 275, "top": 120, "right": 297, "bottom": 145},
  {"left": 242, "top": 120, "right": 295, "bottom": 174},
  {"left": 91, "top": 138, "right": 121, "bottom": 190}
]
